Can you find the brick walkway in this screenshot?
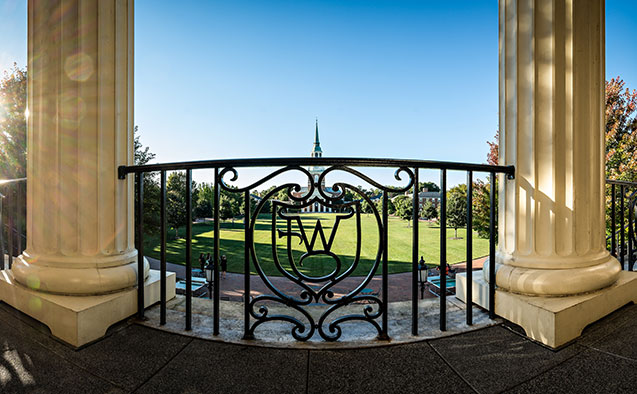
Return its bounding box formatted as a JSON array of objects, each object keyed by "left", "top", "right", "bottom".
[{"left": 147, "top": 256, "right": 488, "bottom": 302}]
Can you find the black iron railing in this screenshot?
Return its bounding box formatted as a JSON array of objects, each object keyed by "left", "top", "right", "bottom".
[
  {"left": 0, "top": 178, "right": 26, "bottom": 270},
  {"left": 119, "top": 158, "right": 514, "bottom": 341},
  {"left": 607, "top": 179, "right": 637, "bottom": 271}
]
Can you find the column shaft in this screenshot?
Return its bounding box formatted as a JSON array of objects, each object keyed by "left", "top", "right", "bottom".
[
  {"left": 495, "top": 0, "right": 619, "bottom": 295},
  {"left": 13, "top": 0, "right": 146, "bottom": 295}
]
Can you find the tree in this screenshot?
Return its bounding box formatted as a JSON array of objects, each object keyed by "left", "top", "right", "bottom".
[
  {"left": 605, "top": 77, "right": 637, "bottom": 181},
  {"left": 0, "top": 64, "right": 26, "bottom": 180},
  {"left": 487, "top": 130, "right": 499, "bottom": 166},
  {"left": 360, "top": 198, "right": 375, "bottom": 214},
  {"left": 219, "top": 194, "right": 236, "bottom": 223},
  {"left": 134, "top": 127, "right": 162, "bottom": 235},
  {"left": 258, "top": 197, "right": 272, "bottom": 214},
  {"left": 275, "top": 187, "right": 290, "bottom": 202},
  {"left": 421, "top": 200, "right": 438, "bottom": 220},
  {"left": 418, "top": 182, "right": 440, "bottom": 193},
  {"left": 194, "top": 182, "right": 214, "bottom": 219},
  {"left": 447, "top": 185, "right": 467, "bottom": 239},
  {"left": 472, "top": 180, "right": 494, "bottom": 240},
  {"left": 240, "top": 194, "right": 258, "bottom": 218},
  {"left": 471, "top": 129, "right": 500, "bottom": 241},
  {"left": 256, "top": 185, "right": 279, "bottom": 214},
  {"left": 166, "top": 171, "right": 196, "bottom": 238},
  {"left": 393, "top": 195, "right": 413, "bottom": 226},
  {"left": 604, "top": 77, "right": 637, "bottom": 246},
  {"left": 0, "top": 65, "right": 27, "bottom": 245},
  {"left": 375, "top": 197, "right": 395, "bottom": 216}
]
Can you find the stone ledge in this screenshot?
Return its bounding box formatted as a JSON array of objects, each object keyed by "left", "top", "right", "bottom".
[
  {"left": 0, "top": 269, "right": 175, "bottom": 347},
  {"left": 457, "top": 271, "right": 637, "bottom": 348},
  {"left": 140, "top": 294, "right": 501, "bottom": 349}
]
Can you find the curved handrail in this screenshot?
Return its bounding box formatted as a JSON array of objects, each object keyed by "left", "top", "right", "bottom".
[{"left": 118, "top": 157, "right": 515, "bottom": 179}]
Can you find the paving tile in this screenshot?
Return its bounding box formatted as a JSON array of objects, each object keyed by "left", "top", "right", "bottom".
[
  {"left": 586, "top": 311, "right": 637, "bottom": 361},
  {"left": 576, "top": 303, "right": 637, "bottom": 346},
  {"left": 506, "top": 348, "right": 637, "bottom": 394},
  {"left": 136, "top": 339, "right": 308, "bottom": 394},
  {"left": 429, "top": 326, "right": 585, "bottom": 393},
  {"left": 0, "top": 303, "right": 192, "bottom": 391},
  {"left": 0, "top": 314, "right": 123, "bottom": 393},
  {"left": 307, "top": 342, "right": 474, "bottom": 394},
  {"left": 64, "top": 325, "right": 193, "bottom": 391}
]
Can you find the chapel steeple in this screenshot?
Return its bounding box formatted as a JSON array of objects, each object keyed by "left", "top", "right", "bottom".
[{"left": 312, "top": 118, "right": 322, "bottom": 158}]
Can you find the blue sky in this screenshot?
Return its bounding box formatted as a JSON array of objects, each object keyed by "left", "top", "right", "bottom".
[{"left": 1, "top": 0, "right": 636, "bottom": 188}]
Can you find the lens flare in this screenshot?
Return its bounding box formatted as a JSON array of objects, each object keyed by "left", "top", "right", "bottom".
[
  {"left": 26, "top": 274, "right": 40, "bottom": 290},
  {"left": 28, "top": 296, "right": 42, "bottom": 313},
  {"left": 64, "top": 52, "right": 94, "bottom": 82}
]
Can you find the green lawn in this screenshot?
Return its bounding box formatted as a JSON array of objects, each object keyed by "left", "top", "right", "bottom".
[{"left": 143, "top": 213, "right": 489, "bottom": 277}]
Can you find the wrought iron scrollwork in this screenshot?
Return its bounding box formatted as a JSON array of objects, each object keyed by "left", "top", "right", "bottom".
[{"left": 219, "top": 165, "right": 414, "bottom": 341}]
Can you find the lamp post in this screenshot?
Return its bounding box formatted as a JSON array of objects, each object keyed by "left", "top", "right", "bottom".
[
  {"left": 205, "top": 261, "right": 214, "bottom": 299},
  {"left": 418, "top": 256, "right": 427, "bottom": 299}
]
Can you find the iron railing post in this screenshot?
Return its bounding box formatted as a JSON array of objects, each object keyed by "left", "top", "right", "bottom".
[
  {"left": 466, "top": 171, "right": 473, "bottom": 325},
  {"left": 135, "top": 172, "right": 145, "bottom": 319},
  {"left": 411, "top": 169, "right": 419, "bottom": 336},
  {"left": 380, "top": 191, "right": 389, "bottom": 340},
  {"left": 440, "top": 169, "right": 447, "bottom": 331},
  {"left": 488, "top": 172, "right": 496, "bottom": 319},
  {"left": 0, "top": 193, "right": 4, "bottom": 270},
  {"left": 621, "top": 186, "right": 625, "bottom": 269},
  {"left": 186, "top": 170, "right": 193, "bottom": 330},
  {"left": 243, "top": 191, "right": 253, "bottom": 339},
  {"left": 213, "top": 168, "right": 220, "bottom": 336},
  {"left": 611, "top": 184, "right": 617, "bottom": 257},
  {"left": 160, "top": 171, "right": 167, "bottom": 325},
  {"left": 7, "top": 190, "right": 13, "bottom": 268}
]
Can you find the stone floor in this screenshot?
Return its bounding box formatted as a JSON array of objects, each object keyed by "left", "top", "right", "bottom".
[
  {"left": 139, "top": 295, "right": 497, "bottom": 348},
  {"left": 2, "top": 299, "right": 637, "bottom": 393}
]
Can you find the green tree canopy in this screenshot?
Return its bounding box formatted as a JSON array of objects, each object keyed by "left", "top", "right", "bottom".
[
  {"left": 166, "top": 171, "right": 197, "bottom": 237},
  {"left": 0, "top": 64, "right": 26, "bottom": 180},
  {"left": 134, "top": 127, "right": 162, "bottom": 235},
  {"left": 421, "top": 200, "right": 438, "bottom": 220},
  {"left": 447, "top": 184, "right": 467, "bottom": 238},
  {"left": 418, "top": 182, "right": 440, "bottom": 193},
  {"left": 194, "top": 182, "right": 214, "bottom": 219},
  {"left": 605, "top": 77, "right": 637, "bottom": 181},
  {"left": 393, "top": 195, "right": 414, "bottom": 225}
]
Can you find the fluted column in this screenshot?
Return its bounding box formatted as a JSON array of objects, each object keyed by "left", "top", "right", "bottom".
[
  {"left": 494, "top": 0, "right": 619, "bottom": 295},
  {"left": 12, "top": 0, "right": 147, "bottom": 295}
]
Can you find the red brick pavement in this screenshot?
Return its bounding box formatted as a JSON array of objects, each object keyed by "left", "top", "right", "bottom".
[{"left": 149, "top": 256, "right": 488, "bottom": 302}]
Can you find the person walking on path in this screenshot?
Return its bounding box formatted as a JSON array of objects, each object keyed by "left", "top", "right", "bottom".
[
  {"left": 220, "top": 255, "right": 228, "bottom": 279},
  {"left": 198, "top": 253, "right": 205, "bottom": 272}
]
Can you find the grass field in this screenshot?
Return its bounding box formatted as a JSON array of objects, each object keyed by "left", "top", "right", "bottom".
[{"left": 143, "top": 213, "right": 489, "bottom": 277}]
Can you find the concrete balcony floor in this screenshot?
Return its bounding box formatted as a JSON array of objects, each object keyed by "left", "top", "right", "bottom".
[{"left": 1, "top": 300, "right": 636, "bottom": 393}]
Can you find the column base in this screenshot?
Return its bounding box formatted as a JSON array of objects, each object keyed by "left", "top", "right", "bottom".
[
  {"left": 11, "top": 250, "right": 149, "bottom": 295},
  {"left": 457, "top": 271, "right": 637, "bottom": 348},
  {"left": 492, "top": 252, "right": 621, "bottom": 295},
  {"left": 0, "top": 269, "right": 176, "bottom": 347}
]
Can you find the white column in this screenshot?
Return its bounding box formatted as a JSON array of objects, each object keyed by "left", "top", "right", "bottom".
[
  {"left": 12, "top": 0, "right": 147, "bottom": 295},
  {"left": 495, "top": 0, "right": 618, "bottom": 295}
]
